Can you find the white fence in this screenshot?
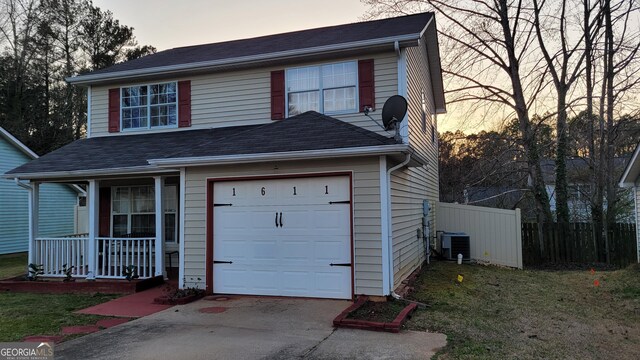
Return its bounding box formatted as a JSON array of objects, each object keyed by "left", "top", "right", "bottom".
[{"left": 436, "top": 202, "right": 523, "bottom": 268}]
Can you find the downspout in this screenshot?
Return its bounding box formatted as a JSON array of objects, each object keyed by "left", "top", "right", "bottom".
[
  {"left": 15, "top": 178, "right": 32, "bottom": 191},
  {"left": 15, "top": 178, "right": 35, "bottom": 266},
  {"left": 385, "top": 153, "right": 411, "bottom": 298},
  {"left": 394, "top": 40, "right": 401, "bottom": 56}
]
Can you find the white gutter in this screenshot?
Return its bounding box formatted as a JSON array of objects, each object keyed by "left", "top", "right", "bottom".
[
  {"left": 620, "top": 144, "right": 640, "bottom": 187},
  {"left": 67, "top": 34, "right": 421, "bottom": 85},
  {"left": 5, "top": 166, "right": 178, "bottom": 181},
  {"left": 385, "top": 153, "right": 412, "bottom": 295},
  {"left": 7, "top": 145, "right": 421, "bottom": 181},
  {"left": 148, "top": 145, "right": 411, "bottom": 167},
  {"left": 0, "top": 127, "right": 39, "bottom": 159}
]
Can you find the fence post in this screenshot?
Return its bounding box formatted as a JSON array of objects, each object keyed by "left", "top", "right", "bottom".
[{"left": 515, "top": 208, "right": 523, "bottom": 269}]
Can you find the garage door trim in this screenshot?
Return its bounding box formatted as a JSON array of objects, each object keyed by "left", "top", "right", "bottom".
[{"left": 205, "top": 171, "right": 354, "bottom": 299}]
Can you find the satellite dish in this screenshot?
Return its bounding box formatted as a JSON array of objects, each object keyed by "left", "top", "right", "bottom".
[{"left": 381, "top": 95, "right": 408, "bottom": 131}]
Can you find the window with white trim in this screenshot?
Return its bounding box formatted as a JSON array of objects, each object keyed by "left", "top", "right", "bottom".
[
  {"left": 111, "top": 185, "right": 178, "bottom": 243},
  {"left": 121, "top": 82, "right": 177, "bottom": 130},
  {"left": 286, "top": 61, "right": 357, "bottom": 116},
  {"left": 163, "top": 185, "right": 178, "bottom": 243}
]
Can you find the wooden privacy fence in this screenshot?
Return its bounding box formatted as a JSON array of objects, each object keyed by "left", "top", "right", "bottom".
[{"left": 522, "top": 222, "right": 638, "bottom": 267}]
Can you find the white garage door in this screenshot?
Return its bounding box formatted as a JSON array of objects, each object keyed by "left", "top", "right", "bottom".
[{"left": 212, "top": 175, "right": 352, "bottom": 299}]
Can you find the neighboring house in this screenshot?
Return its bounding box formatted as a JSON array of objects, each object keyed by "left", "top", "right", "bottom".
[
  {"left": 3, "top": 13, "right": 445, "bottom": 299},
  {"left": 540, "top": 158, "right": 634, "bottom": 223},
  {"left": 0, "top": 127, "right": 83, "bottom": 255},
  {"left": 619, "top": 143, "right": 640, "bottom": 263}
]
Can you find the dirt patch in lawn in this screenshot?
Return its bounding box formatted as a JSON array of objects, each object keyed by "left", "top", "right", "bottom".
[
  {"left": 346, "top": 300, "right": 408, "bottom": 323},
  {"left": 406, "top": 261, "right": 640, "bottom": 360}
]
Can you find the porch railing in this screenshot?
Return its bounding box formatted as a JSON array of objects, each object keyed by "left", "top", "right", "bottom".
[
  {"left": 33, "top": 236, "right": 157, "bottom": 280},
  {"left": 34, "top": 235, "right": 90, "bottom": 277},
  {"left": 96, "top": 237, "right": 157, "bottom": 279}
]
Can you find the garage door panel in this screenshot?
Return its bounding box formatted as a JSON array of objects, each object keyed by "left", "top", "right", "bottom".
[
  {"left": 213, "top": 175, "right": 352, "bottom": 299},
  {"left": 314, "top": 239, "right": 350, "bottom": 261}
]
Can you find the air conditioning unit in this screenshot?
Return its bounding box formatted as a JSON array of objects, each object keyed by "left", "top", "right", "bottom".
[{"left": 440, "top": 232, "right": 470, "bottom": 261}]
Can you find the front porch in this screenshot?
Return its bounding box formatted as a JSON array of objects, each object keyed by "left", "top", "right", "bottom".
[{"left": 25, "top": 174, "right": 181, "bottom": 281}]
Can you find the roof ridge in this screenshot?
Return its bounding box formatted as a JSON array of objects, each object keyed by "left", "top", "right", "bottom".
[{"left": 166, "top": 12, "right": 433, "bottom": 52}]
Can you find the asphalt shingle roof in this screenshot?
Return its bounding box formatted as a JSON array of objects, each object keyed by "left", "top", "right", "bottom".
[
  {"left": 5, "top": 112, "right": 397, "bottom": 176},
  {"left": 79, "top": 13, "right": 433, "bottom": 77}
]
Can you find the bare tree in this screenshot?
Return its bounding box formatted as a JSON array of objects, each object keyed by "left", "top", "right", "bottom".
[
  {"left": 532, "top": 0, "right": 596, "bottom": 224},
  {"left": 363, "top": 0, "right": 554, "bottom": 229}
]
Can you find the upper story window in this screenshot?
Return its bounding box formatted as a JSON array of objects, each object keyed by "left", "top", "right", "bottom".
[
  {"left": 121, "top": 82, "right": 177, "bottom": 130},
  {"left": 286, "top": 61, "right": 357, "bottom": 116}
]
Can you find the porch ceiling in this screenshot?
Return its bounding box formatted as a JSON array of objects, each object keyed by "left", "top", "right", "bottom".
[{"left": 4, "top": 111, "right": 402, "bottom": 180}]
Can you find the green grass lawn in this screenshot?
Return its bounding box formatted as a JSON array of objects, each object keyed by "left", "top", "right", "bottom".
[
  {"left": 407, "top": 261, "right": 640, "bottom": 360},
  {"left": 0, "top": 252, "right": 28, "bottom": 280},
  {"left": 0, "top": 292, "right": 118, "bottom": 342},
  {"left": 0, "top": 252, "right": 119, "bottom": 342}
]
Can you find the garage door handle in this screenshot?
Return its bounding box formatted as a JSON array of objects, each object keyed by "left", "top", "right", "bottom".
[
  {"left": 279, "top": 212, "right": 283, "bottom": 227},
  {"left": 330, "top": 263, "right": 352, "bottom": 267},
  {"left": 213, "top": 261, "right": 233, "bottom": 264}
]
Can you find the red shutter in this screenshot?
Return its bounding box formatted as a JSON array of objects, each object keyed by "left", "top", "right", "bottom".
[
  {"left": 178, "top": 80, "right": 191, "bottom": 127},
  {"left": 108, "top": 88, "right": 120, "bottom": 133},
  {"left": 271, "top": 70, "right": 285, "bottom": 120},
  {"left": 99, "top": 187, "right": 111, "bottom": 237},
  {"left": 358, "top": 59, "right": 375, "bottom": 112}
]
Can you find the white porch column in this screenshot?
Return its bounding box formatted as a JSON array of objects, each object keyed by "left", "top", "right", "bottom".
[
  {"left": 178, "top": 168, "right": 186, "bottom": 289},
  {"left": 27, "top": 182, "right": 39, "bottom": 266},
  {"left": 87, "top": 180, "right": 99, "bottom": 280},
  {"left": 154, "top": 176, "right": 166, "bottom": 278}
]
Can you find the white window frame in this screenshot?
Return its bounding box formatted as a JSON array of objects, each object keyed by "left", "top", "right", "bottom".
[
  {"left": 110, "top": 185, "right": 178, "bottom": 243},
  {"left": 111, "top": 186, "right": 155, "bottom": 237},
  {"left": 285, "top": 61, "right": 359, "bottom": 118},
  {"left": 120, "top": 81, "right": 179, "bottom": 132},
  {"left": 163, "top": 185, "right": 179, "bottom": 244}
]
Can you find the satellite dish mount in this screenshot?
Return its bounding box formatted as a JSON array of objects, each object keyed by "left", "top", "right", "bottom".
[{"left": 381, "top": 95, "right": 408, "bottom": 142}]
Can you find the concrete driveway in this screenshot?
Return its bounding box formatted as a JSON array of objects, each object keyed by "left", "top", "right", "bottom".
[{"left": 55, "top": 296, "right": 447, "bottom": 360}]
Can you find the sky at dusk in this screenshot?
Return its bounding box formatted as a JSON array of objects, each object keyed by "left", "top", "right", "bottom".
[{"left": 92, "top": 0, "right": 464, "bottom": 132}]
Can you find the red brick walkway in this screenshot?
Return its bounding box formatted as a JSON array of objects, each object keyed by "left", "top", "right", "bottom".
[{"left": 76, "top": 286, "right": 172, "bottom": 317}]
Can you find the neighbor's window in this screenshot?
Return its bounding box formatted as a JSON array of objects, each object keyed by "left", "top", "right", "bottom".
[
  {"left": 286, "top": 61, "right": 357, "bottom": 116},
  {"left": 121, "top": 82, "right": 177, "bottom": 130}
]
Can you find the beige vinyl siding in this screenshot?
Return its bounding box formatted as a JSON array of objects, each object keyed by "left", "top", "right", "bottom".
[
  {"left": 389, "top": 36, "right": 440, "bottom": 287},
  {"left": 89, "top": 53, "right": 397, "bottom": 138},
  {"left": 183, "top": 157, "right": 384, "bottom": 295}
]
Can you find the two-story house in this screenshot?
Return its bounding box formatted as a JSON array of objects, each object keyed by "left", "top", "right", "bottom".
[{"left": 4, "top": 13, "right": 445, "bottom": 300}]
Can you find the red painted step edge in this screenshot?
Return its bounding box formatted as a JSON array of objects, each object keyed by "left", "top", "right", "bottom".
[{"left": 333, "top": 296, "right": 418, "bottom": 333}]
